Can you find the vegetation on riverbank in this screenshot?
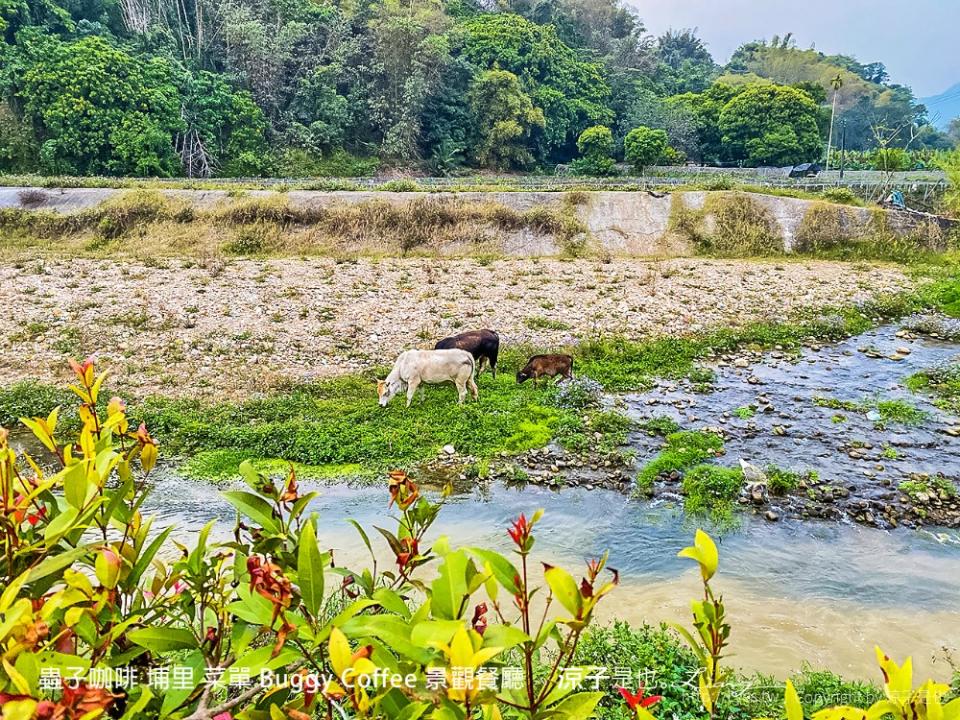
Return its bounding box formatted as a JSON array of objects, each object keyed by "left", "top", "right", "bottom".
[
  {"left": 10, "top": 365, "right": 956, "bottom": 720},
  {"left": 2, "top": 267, "right": 959, "bottom": 481},
  {"left": 0, "top": 190, "right": 591, "bottom": 259},
  {"left": 669, "top": 191, "right": 952, "bottom": 263},
  {"left": 906, "top": 364, "right": 960, "bottom": 414}
]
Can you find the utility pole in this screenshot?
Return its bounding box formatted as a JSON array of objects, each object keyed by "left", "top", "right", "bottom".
[{"left": 825, "top": 73, "right": 843, "bottom": 171}]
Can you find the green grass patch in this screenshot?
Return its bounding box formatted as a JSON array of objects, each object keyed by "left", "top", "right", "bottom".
[
  {"left": 905, "top": 364, "right": 960, "bottom": 414},
  {"left": 682, "top": 464, "right": 744, "bottom": 521},
  {"left": 766, "top": 465, "right": 803, "bottom": 495},
  {"left": 136, "top": 373, "right": 586, "bottom": 473},
  {"left": 0, "top": 380, "right": 75, "bottom": 427},
  {"left": 814, "top": 395, "right": 929, "bottom": 428},
  {"left": 636, "top": 431, "right": 724, "bottom": 493},
  {"left": 637, "top": 415, "right": 681, "bottom": 436},
  {"left": 899, "top": 476, "right": 958, "bottom": 502},
  {"left": 179, "top": 449, "right": 370, "bottom": 482}
]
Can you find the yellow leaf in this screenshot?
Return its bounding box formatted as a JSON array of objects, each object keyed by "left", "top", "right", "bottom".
[
  {"left": 678, "top": 529, "right": 718, "bottom": 581},
  {"left": 3, "top": 657, "right": 31, "bottom": 694},
  {"left": 141, "top": 443, "right": 158, "bottom": 474},
  {"left": 0, "top": 699, "right": 37, "bottom": 720},
  {"left": 449, "top": 627, "right": 475, "bottom": 670},
  {"left": 328, "top": 627, "right": 352, "bottom": 678},
  {"left": 698, "top": 673, "right": 713, "bottom": 713},
  {"left": 785, "top": 679, "right": 804, "bottom": 720}
]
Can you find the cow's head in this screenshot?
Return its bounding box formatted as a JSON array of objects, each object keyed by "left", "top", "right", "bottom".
[
  {"left": 377, "top": 379, "right": 401, "bottom": 407},
  {"left": 516, "top": 371, "right": 530, "bottom": 384}
]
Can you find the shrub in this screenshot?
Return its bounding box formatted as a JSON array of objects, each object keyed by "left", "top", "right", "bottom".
[
  {"left": 820, "top": 187, "right": 862, "bottom": 206},
  {"left": 17, "top": 188, "right": 47, "bottom": 208},
  {"left": 572, "top": 125, "right": 618, "bottom": 177},
  {"left": 0, "top": 358, "right": 625, "bottom": 720},
  {"left": 701, "top": 193, "right": 782, "bottom": 257},
  {"left": 624, "top": 127, "right": 669, "bottom": 173},
  {"left": 0, "top": 372, "right": 952, "bottom": 720}
]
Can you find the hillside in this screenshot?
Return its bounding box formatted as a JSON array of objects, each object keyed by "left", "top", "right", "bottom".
[{"left": 922, "top": 83, "right": 960, "bottom": 129}]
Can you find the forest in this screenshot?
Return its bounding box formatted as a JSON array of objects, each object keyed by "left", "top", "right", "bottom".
[{"left": 0, "top": 0, "right": 957, "bottom": 177}]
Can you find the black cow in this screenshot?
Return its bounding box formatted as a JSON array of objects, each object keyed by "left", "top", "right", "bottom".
[{"left": 435, "top": 329, "right": 500, "bottom": 378}]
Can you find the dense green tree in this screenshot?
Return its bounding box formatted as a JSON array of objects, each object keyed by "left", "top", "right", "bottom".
[
  {"left": 656, "top": 28, "right": 717, "bottom": 94},
  {"left": 460, "top": 12, "right": 611, "bottom": 159},
  {"left": 467, "top": 68, "right": 544, "bottom": 169},
  {"left": 719, "top": 84, "right": 822, "bottom": 166},
  {"left": 623, "top": 125, "right": 667, "bottom": 172},
  {"left": 7, "top": 32, "right": 183, "bottom": 175},
  {"left": 620, "top": 87, "right": 699, "bottom": 158},
  {"left": 0, "top": 0, "right": 945, "bottom": 176},
  {"left": 668, "top": 82, "right": 741, "bottom": 163}
]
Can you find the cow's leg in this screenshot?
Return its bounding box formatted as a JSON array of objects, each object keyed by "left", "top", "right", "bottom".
[
  {"left": 455, "top": 379, "right": 467, "bottom": 404},
  {"left": 406, "top": 377, "right": 421, "bottom": 407},
  {"left": 468, "top": 374, "right": 479, "bottom": 400}
]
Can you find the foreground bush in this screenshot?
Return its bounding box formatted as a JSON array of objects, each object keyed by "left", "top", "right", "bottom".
[{"left": 1, "top": 360, "right": 957, "bottom": 720}]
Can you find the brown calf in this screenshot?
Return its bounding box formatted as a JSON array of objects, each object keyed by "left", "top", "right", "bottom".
[{"left": 516, "top": 354, "right": 574, "bottom": 385}]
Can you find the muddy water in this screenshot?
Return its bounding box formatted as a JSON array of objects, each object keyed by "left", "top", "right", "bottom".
[{"left": 137, "top": 473, "right": 960, "bottom": 681}]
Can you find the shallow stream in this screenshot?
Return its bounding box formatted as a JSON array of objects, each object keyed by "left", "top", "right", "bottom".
[{"left": 11, "top": 318, "right": 960, "bottom": 681}]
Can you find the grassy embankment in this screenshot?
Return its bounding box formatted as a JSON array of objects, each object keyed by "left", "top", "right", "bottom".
[
  {"left": 2, "top": 185, "right": 951, "bottom": 264},
  {"left": 0, "top": 190, "right": 590, "bottom": 259},
  {"left": 3, "top": 267, "right": 959, "bottom": 482}
]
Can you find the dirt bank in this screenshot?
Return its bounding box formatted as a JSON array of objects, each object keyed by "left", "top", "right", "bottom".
[{"left": 1, "top": 256, "right": 911, "bottom": 399}]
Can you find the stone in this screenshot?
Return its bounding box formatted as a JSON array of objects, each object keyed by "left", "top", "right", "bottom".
[
  {"left": 765, "top": 510, "right": 780, "bottom": 522},
  {"left": 442, "top": 444, "right": 456, "bottom": 455}
]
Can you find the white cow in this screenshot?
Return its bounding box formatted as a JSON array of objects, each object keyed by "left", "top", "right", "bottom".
[{"left": 378, "top": 349, "right": 479, "bottom": 408}]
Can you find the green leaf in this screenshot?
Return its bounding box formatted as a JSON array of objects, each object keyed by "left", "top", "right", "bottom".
[
  {"left": 43, "top": 505, "right": 79, "bottom": 545},
  {"left": 222, "top": 491, "right": 280, "bottom": 535},
  {"left": 410, "top": 620, "right": 462, "bottom": 648},
  {"left": 127, "top": 527, "right": 172, "bottom": 589},
  {"left": 297, "top": 520, "right": 324, "bottom": 617},
  {"left": 127, "top": 627, "right": 198, "bottom": 653},
  {"left": 27, "top": 544, "right": 91, "bottom": 584},
  {"left": 340, "top": 615, "right": 435, "bottom": 664},
  {"left": 467, "top": 547, "right": 520, "bottom": 594},
  {"left": 481, "top": 624, "right": 530, "bottom": 651},
  {"left": 545, "top": 691, "right": 605, "bottom": 720},
  {"left": 543, "top": 564, "right": 581, "bottom": 618},
  {"left": 62, "top": 462, "right": 88, "bottom": 510},
  {"left": 431, "top": 550, "right": 473, "bottom": 620}
]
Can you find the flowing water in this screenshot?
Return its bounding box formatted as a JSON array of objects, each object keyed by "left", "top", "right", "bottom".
[
  {"left": 10, "top": 319, "right": 960, "bottom": 681},
  {"left": 138, "top": 473, "right": 960, "bottom": 681}
]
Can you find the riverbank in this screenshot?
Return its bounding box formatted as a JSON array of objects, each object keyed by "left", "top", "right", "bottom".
[{"left": 0, "top": 256, "right": 911, "bottom": 399}]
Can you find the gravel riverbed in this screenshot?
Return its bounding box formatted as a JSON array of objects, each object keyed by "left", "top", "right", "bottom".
[{"left": 1, "top": 256, "right": 911, "bottom": 399}]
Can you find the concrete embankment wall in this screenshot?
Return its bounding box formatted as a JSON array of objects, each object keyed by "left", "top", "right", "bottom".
[{"left": 0, "top": 186, "right": 945, "bottom": 257}]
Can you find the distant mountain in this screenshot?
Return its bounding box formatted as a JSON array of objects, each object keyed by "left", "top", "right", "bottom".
[{"left": 921, "top": 83, "right": 960, "bottom": 129}]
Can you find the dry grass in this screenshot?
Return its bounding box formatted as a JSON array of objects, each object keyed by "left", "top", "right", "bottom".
[
  {"left": 670, "top": 192, "right": 782, "bottom": 257},
  {"left": 0, "top": 191, "right": 590, "bottom": 260}
]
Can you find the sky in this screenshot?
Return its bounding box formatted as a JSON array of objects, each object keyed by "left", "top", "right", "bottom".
[{"left": 629, "top": 0, "right": 960, "bottom": 98}]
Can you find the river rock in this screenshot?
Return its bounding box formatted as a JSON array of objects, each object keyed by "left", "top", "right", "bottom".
[{"left": 764, "top": 510, "right": 780, "bottom": 522}]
